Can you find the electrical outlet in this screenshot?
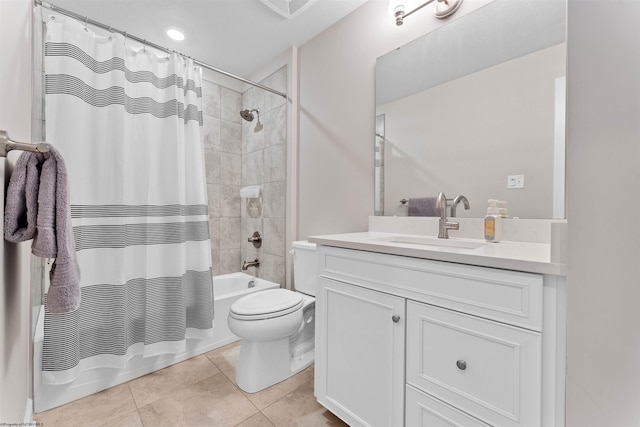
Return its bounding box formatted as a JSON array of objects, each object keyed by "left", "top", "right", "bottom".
[{"left": 507, "top": 175, "right": 525, "bottom": 189}]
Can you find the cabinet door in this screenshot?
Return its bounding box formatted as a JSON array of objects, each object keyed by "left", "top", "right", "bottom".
[
  {"left": 315, "top": 277, "right": 405, "bottom": 427},
  {"left": 407, "top": 301, "right": 541, "bottom": 427}
]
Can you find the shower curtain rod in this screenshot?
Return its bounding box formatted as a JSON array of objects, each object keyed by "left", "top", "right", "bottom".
[{"left": 35, "top": 0, "right": 288, "bottom": 99}]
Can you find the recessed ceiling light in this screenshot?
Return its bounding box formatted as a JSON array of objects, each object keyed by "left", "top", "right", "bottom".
[{"left": 166, "top": 29, "right": 185, "bottom": 41}]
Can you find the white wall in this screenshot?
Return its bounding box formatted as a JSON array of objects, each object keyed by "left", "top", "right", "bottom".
[
  {"left": 0, "top": 0, "right": 34, "bottom": 423},
  {"left": 565, "top": 1, "right": 640, "bottom": 426},
  {"left": 297, "top": 0, "right": 494, "bottom": 238}
]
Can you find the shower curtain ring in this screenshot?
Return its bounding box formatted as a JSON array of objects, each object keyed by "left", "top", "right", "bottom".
[
  {"left": 143, "top": 39, "right": 147, "bottom": 52},
  {"left": 84, "top": 16, "right": 88, "bottom": 31}
]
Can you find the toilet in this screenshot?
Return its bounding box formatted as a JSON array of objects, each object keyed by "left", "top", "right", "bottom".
[{"left": 228, "top": 240, "right": 317, "bottom": 393}]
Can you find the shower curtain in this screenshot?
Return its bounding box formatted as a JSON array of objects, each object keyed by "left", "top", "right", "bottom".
[{"left": 41, "top": 15, "right": 214, "bottom": 385}]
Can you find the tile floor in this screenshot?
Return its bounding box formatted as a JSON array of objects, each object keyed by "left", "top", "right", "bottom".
[{"left": 34, "top": 342, "right": 349, "bottom": 427}]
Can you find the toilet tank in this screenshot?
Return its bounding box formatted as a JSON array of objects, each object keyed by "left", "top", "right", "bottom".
[{"left": 292, "top": 240, "right": 318, "bottom": 297}]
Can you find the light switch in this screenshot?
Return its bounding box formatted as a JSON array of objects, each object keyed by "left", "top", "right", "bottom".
[{"left": 507, "top": 175, "right": 525, "bottom": 189}]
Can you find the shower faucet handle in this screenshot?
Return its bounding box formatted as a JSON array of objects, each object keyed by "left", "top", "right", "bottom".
[{"left": 248, "top": 231, "right": 262, "bottom": 248}]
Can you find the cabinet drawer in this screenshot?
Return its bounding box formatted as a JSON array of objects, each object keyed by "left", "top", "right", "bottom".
[
  {"left": 407, "top": 301, "right": 541, "bottom": 427},
  {"left": 319, "top": 246, "right": 543, "bottom": 331},
  {"left": 406, "top": 385, "right": 490, "bottom": 427}
]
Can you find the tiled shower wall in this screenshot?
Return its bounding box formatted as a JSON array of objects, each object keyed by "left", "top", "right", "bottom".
[
  {"left": 240, "top": 67, "right": 288, "bottom": 286},
  {"left": 202, "top": 66, "right": 287, "bottom": 285},
  {"left": 203, "top": 80, "right": 243, "bottom": 277}
]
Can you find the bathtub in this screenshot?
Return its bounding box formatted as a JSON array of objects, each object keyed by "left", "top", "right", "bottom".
[{"left": 34, "top": 272, "right": 279, "bottom": 413}]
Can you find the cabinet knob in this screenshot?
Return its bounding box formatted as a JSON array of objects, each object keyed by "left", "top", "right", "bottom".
[
  {"left": 392, "top": 315, "right": 401, "bottom": 323},
  {"left": 456, "top": 360, "right": 467, "bottom": 371}
]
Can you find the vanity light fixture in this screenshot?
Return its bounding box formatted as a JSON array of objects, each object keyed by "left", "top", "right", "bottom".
[
  {"left": 166, "top": 28, "right": 185, "bottom": 41},
  {"left": 391, "top": 0, "right": 463, "bottom": 26}
]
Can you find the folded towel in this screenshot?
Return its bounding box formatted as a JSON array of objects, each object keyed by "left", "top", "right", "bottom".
[
  {"left": 3, "top": 154, "right": 40, "bottom": 241},
  {"left": 4, "top": 145, "right": 80, "bottom": 314},
  {"left": 408, "top": 197, "right": 440, "bottom": 217}
]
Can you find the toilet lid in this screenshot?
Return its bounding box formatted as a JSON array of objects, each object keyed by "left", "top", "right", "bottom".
[{"left": 230, "top": 289, "right": 303, "bottom": 318}]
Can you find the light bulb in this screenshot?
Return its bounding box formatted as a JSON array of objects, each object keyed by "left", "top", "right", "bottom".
[{"left": 166, "top": 28, "right": 185, "bottom": 41}]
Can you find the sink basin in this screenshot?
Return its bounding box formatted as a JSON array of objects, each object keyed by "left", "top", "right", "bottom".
[{"left": 371, "top": 235, "right": 485, "bottom": 250}]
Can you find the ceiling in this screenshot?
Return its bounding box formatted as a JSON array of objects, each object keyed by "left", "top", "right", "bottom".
[{"left": 49, "top": 0, "right": 370, "bottom": 78}]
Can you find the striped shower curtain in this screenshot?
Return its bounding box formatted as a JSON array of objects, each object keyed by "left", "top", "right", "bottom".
[{"left": 41, "top": 15, "right": 214, "bottom": 384}]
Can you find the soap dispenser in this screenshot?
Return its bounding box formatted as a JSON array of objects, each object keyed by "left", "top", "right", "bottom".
[
  {"left": 484, "top": 199, "right": 502, "bottom": 243},
  {"left": 497, "top": 200, "right": 509, "bottom": 218}
]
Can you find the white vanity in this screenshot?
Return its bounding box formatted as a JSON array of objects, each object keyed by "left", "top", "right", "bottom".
[{"left": 309, "top": 218, "right": 566, "bottom": 427}]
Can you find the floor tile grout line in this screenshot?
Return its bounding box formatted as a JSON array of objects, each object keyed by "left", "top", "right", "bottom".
[
  {"left": 257, "top": 374, "right": 313, "bottom": 414},
  {"left": 257, "top": 411, "right": 277, "bottom": 427},
  {"left": 127, "top": 357, "right": 222, "bottom": 410},
  {"left": 259, "top": 409, "right": 278, "bottom": 427},
  {"left": 134, "top": 370, "right": 261, "bottom": 427},
  {"left": 126, "top": 381, "right": 146, "bottom": 410},
  {"left": 226, "top": 372, "right": 262, "bottom": 415},
  {"left": 232, "top": 408, "right": 269, "bottom": 427},
  {"left": 204, "top": 350, "right": 225, "bottom": 370},
  {"left": 124, "top": 382, "right": 142, "bottom": 412}
]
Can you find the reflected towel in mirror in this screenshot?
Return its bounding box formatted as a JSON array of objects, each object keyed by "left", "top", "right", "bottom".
[{"left": 408, "top": 197, "right": 439, "bottom": 216}]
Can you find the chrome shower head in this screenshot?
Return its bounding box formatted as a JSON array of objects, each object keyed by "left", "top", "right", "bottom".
[{"left": 240, "top": 108, "right": 259, "bottom": 122}]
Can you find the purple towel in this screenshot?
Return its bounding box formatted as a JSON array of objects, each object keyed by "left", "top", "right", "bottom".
[
  {"left": 408, "top": 197, "right": 440, "bottom": 217},
  {"left": 4, "top": 145, "right": 80, "bottom": 314}
]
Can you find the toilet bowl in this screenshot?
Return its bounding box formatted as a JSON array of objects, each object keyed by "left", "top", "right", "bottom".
[{"left": 228, "top": 241, "right": 317, "bottom": 393}]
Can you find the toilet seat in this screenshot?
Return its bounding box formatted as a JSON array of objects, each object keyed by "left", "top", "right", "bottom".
[{"left": 230, "top": 289, "right": 304, "bottom": 320}]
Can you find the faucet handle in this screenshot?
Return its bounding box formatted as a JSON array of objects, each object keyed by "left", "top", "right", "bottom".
[{"left": 248, "top": 231, "right": 262, "bottom": 248}]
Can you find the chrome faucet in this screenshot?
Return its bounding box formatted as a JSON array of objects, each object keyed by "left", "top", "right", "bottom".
[
  {"left": 451, "top": 195, "right": 470, "bottom": 217},
  {"left": 242, "top": 259, "right": 260, "bottom": 270},
  {"left": 436, "top": 192, "right": 459, "bottom": 239}
]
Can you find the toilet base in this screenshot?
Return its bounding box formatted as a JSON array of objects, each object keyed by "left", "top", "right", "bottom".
[{"left": 235, "top": 337, "right": 314, "bottom": 393}]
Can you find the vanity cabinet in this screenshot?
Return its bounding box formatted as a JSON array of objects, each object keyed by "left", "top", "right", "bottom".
[{"left": 315, "top": 245, "right": 563, "bottom": 427}]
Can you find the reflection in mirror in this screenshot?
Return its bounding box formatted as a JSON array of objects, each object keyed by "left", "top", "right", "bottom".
[{"left": 375, "top": 0, "right": 566, "bottom": 219}]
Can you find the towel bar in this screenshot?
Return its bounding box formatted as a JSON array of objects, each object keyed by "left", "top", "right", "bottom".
[
  {"left": 0, "top": 130, "right": 50, "bottom": 159},
  {"left": 400, "top": 197, "right": 453, "bottom": 205}
]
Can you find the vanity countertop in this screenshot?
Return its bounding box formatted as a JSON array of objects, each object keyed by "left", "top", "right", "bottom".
[{"left": 308, "top": 231, "right": 566, "bottom": 276}]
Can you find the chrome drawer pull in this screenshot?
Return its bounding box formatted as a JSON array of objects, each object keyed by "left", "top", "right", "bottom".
[{"left": 456, "top": 360, "right": 467, "bottom": 371}]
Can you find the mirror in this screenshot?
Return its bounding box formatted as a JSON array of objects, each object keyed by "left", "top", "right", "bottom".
[{"left": 375, "top": 0, "right": 566, "bottom": 219}]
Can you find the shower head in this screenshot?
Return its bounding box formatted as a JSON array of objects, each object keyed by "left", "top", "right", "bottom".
[{"left": 240, "top": 108, "right": 260, "bottom": 122}]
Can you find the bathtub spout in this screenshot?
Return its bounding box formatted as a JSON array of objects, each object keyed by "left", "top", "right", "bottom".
[{"left": 242, "top": 259, "right": 260, "bottom": 270}]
